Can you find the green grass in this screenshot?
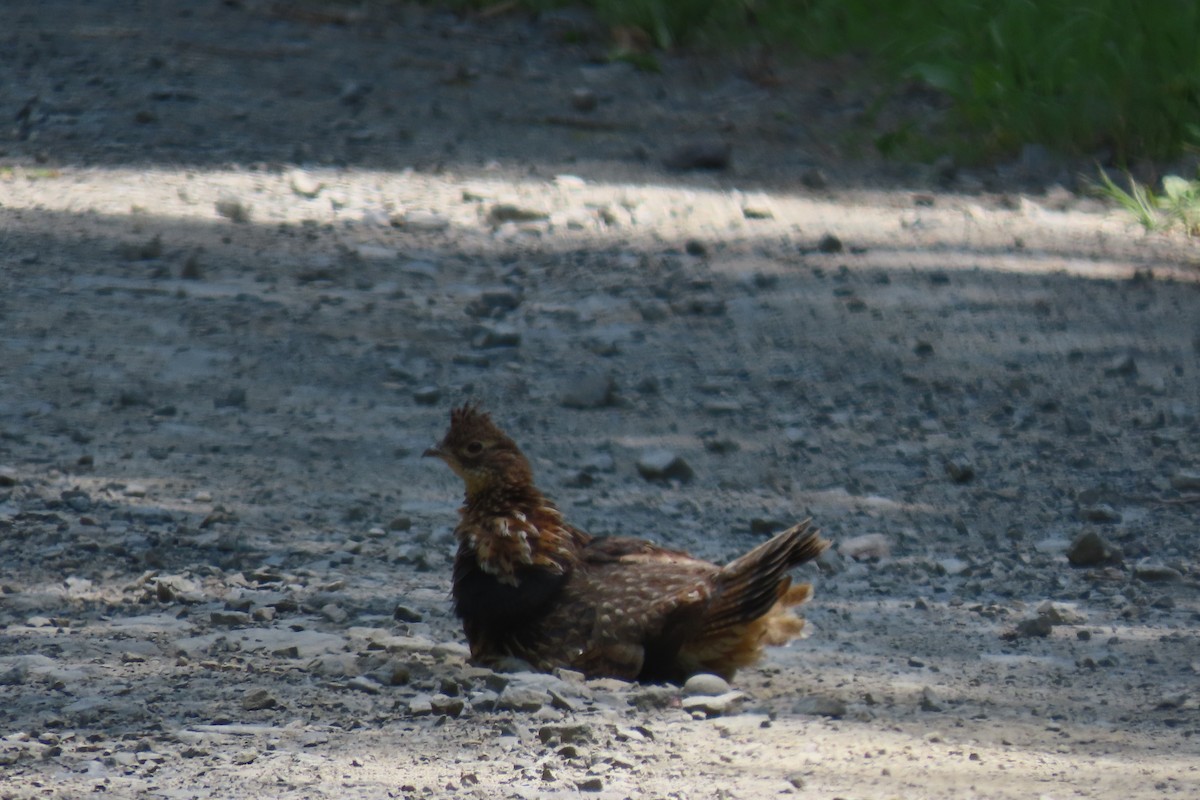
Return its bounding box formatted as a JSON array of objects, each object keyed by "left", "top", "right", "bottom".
[
  {"left": 757, "top": 0, "right": 1200, "bottom": 163},
  {"left": 860, "top": 0, "right": 1200, "bottom": 163},
  {"left": 1094, "top": 168, "right": 1200, "bottom": 235},
  {"left": 433, "top": 0, "right": 1200, "bottom": 164}
]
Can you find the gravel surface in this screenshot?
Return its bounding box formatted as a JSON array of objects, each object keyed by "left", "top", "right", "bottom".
[{"left": 2, "top": 2, "right": 1200, "bottom": 799}]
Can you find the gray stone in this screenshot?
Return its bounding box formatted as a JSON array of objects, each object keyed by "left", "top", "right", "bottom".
[
  {"left": 393, "top": 604, "right": 424, "bottom": 622},
  {"left": 629, "top": 685, "right": 676, "bottom": 710},
  {"left": 538, "top": 723, "right": 594, "bottom": 744},
  {"left": 319, "top": 603, "right": 349, "bottom": 624},
  {"left": 288, "top": 169, "right": 323, "bottom": 198},
  {"left": 430, "top": 693, "right": 466, "bottom": 716},
  {"left": 1014, "top": 615, "right": 1054, "bottom": 638},
  {"left": 937, "top": 557, "right": 970, "bottom": 576},
  {"left": 1036, "top": 601, "right": 1087, "bottom": 625},
  {"left": 487, "top": 204, "right": 547, "bottom": 225},
  {"left": 1170, "top": 470, "right": 1200, "bottom": 491},
  {"left": 306, "top": 653, "right": 360, "bottom": 678},
  {"left": 1064, "top": 412, "right": 1092, "bottom": 435},
  {"left": 801, "top": 167, "right": 828, "bottom": 189},
  {"left": 1078, "top": 504, "right": 1122, "bottom": 523},
  {"left": 561, "top": 372, "right": 617, "bottom": 409},
  {"left": 664, "top": 141, "right": 731, "bottom": 171},
  {"left": 703, "top": 436, "right": 739, "bottom": 454},
  {"left": 636, "top": 300, "right": 670, "bottom": 322},
  {"left": 702, "top": 399, "right": 743, "bottom": 415},
  {"left": 61, "top": 488, "right": 92, "bottom": 512},
  {"left": 792, "top": 695, "right": 847, "bottom": 717},
  {"left": 232, "top": 749, "right": 258, "bottom": 765},
  {"left": 174, "top": 628, "right": 345, "bottom": 659},
  {"left": 465, "top": 289, "right": 522, "bottom": 318},
  {"left": 919, "top": 687, "right": 945, "bottom": 712},
  {"left": 348, "top": 676, "right": 383, "bottom": 694},
  {"left": 413, "top": 386, "right": 441, "bottom": 406},
  {"left": 1067, "top": 530, "right": 1121, "bottom": 566},
  {"left": 682, "top": 673, "right": 731, "bottom": 697},
  {"left": 1103, "top": 354, "right": 1138, "bottom": 377},
  {"left": 472, "top": 324, "right": 521, "bottom": 349},
  {"left": 214, "top": 388, "right": 247, "bottom": 409},
  {"left": 635, "top": 450, "right": 693, "bottom": 483},
  {"left": 681, "top": 690, "right": 745, "bottom": 716},
  {"left": 840, "top": 533, "right": 890, "bottom": 561},
  {"left": 215, "top": 196, "right": 251, "bottom": 223},
  {"left": 374, "top": 634, "right": 437, "bottom": 654},
  {"left": 241, "top": 688, "right": 278, "bottom": 711},
  {"left": 570, "top": 88, "right": 598, "bottom": 112},
  {"left": 395, "top": 210, "right": 450, "bottom": 232},
  {"left": 817, "top": 233, "right": 843, "bottom": 254},
  {"left": 0, "top": 663, "right": 28, "bottom": 686},
  {"left": 741, "top": 202, "right": 773, "bottom": 220},
  {"left": 1134, "top": 560, "right": 1183, "bottom": 582},
  {"left": 496, "top": 685, "right": 551, "bottom": 712},
  {"left": 944, "top": 456, "right": 975, "bottom": 483}
]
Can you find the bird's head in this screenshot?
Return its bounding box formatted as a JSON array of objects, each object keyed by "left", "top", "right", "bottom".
[{"left": 423, "top": 404, "right": 534, "bottom": 499}]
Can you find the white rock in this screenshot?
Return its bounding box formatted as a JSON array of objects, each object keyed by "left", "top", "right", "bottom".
[
  {"left": 397, "top": 210, "right": 450, "bottom": 231},
  {"left": 683, "top": 673, "right": 731, "bottom": 697},
  {"left": 840, "top": 533, "right": 891, "bottom": 560},
  {"left": 288, "top": 169, "right": 323, "bottom": 198},
  {"left": 174, "top": 628, "right": 346, "bottom": 659},
  {"left": 681, "top": 690, "right": 745, "bottom": 716}
]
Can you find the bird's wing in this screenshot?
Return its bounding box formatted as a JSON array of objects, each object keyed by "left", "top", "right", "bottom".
[{"left": 542, "top": 540, "right": 721, "bottom": 679}]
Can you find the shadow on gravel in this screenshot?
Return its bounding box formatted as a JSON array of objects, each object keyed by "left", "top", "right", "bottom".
[{"left": 1, "top": 0, "right": 1142, "bottom": 194}]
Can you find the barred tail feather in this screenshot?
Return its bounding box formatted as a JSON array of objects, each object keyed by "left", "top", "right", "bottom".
[{"left": 699, "top": 520, "right": 828, "bottom": 639}]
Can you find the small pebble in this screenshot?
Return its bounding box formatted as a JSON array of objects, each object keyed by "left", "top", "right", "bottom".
[
  {"left": 1077, "top": 503, "right": 1122, "bottom": 523},
  {"left": 919, "top": 687, "right": 945, "bottom": 712},
  {"left": 839, "top": 533, "right": 890, "bottom": 561},
  {"left": 683, "top": 673, "right": 730, "bottom": 697},
  {"left": 396, "top": 210, "right": 449, "bottom": 232},
  {"left": 792, "top": 695, "right": 847, "bottom": 717},
  {"left": 681, "top": 690, "right": 745, "bottom": 717},
  {"left": 561, "top": 372, "right": 617, "bottom": 409},
  {"left": 288, "top": 169, "right": 323, "bottom": 198},
  {"left": 215, "top": 196, "right": 251, "bottom": 223},
  {"left": 570, "top": 88, "right": 597, "bottom": 112},
  {"left": 817, "top": 233, "right": 843, "bottom": 254},
  {"left": 664, "top": 141, "right": 731, "bottom": 171},
  {"left": 241, "top": 688, "right": 278, "bottom": 711},
  {"left": 1170, "top": 469, "right": 1200, "bottom": 491},
  {"left": 635, "top": 450, "right": 694, "bottom": 483},
  {"left": 1066, "top": 530, "right": 1120, "bottom": 566},
  {"left": 487, "top": 204, "right": 547, "bottom": 225},
  {"left": 413, "top": 386, "right": 442, "bottom": 405},
  {"left": 944, "top": 456, "right": 975, "bottom": 484},
  {"left": 1133, "top": 561, "right": 1183, "bottom": 582}
]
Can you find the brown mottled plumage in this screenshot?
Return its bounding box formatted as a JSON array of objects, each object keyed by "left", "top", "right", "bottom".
[{"left": 423, "top": 404, "right": 829, "bottom": 683}]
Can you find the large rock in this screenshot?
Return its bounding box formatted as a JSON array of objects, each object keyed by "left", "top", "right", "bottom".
[{"left": 1066, "top": 530, "right": 1121, "bottom": 566}]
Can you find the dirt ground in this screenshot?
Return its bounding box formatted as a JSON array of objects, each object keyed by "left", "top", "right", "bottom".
[{"left": 2, "top": 2, "right": 1199, "bottom": 799}]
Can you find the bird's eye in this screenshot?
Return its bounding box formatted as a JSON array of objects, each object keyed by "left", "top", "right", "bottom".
[{"left": 465, "top": 441, "right": 484, "bottom": 455}]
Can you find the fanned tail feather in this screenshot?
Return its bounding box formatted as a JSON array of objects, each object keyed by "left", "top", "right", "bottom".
[{"left": 699, "top": 520, "right": 828, "bottom": 639}]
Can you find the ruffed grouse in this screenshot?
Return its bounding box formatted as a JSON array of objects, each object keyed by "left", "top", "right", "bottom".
[{"left": 423, "top": 404, "right": 829, "bottom": 683}]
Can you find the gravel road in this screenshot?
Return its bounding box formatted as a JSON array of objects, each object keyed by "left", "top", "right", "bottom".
[{"left": 2, "top": 2, "right": 1199, "bottom": 798}]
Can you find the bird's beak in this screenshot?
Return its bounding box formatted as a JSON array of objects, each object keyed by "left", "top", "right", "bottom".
[{"left": 422, "top": 445, "right": 445, "bottom": 459}]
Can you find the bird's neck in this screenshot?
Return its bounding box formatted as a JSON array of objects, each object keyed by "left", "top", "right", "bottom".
[
  {"left": 463, "top": 479, "right": 549, "bottom": 521},
  {"left": 457, "top": 480, "right": 588, "bottom": 583}
]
